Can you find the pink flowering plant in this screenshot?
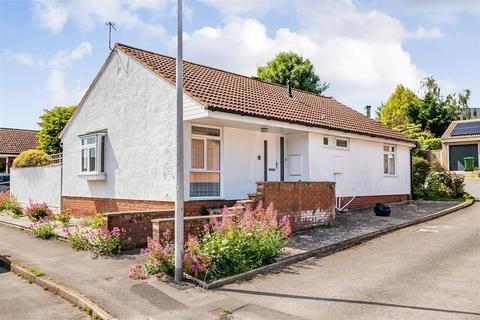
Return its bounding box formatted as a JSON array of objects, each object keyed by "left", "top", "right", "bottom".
[
  {"left": 131, "top": 202, "right": 291, "bottom": 282},
  {"left": 0, "top": 194, "right": 23, "bottom": 218},
  {"left": 64, "top": 226, "right": 127, "bottom": 255},
  {"left": 31, "top": 216, "right": 55, "bottom": 239},
  {"left": 26, "top": 201, "right": 52, "bottom": 221}
]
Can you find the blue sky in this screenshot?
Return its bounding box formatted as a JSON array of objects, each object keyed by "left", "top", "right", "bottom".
[{"left": 1, "top": 0, "right": 479, "bottom": 130}]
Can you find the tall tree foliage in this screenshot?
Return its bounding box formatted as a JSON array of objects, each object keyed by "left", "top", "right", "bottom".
[
  {"left": 257, "top": 52, "right": 329, "bottom": 94},
  {"left": 406, "top": 77, "right": 460, "bottom": 137},
  {"left": 377, "top": 85, "right": 420, "bottom": 127},
  {"left": 380, "top": 76, "right": 472, "bottom": 138},
  {"left": 38, "top": 106, "right": 77, "bottom": 154}
]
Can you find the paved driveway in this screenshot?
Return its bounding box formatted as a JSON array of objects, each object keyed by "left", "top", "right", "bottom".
[
  {"left": 219, "top": 203, "right": 480, "bottom": 319},
  {"left": 0, "top": 267, "right": 89, "bottom": 320}
]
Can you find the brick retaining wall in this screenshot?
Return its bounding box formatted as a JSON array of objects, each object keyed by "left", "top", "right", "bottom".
[
  {"left": 338, "top": 194, "right": 409, "bottom": 210},
  {"left": 102, "top": 209, "right": 174, "bottom": 248},
  {"left": 255, "top": 182, "right": 336, "bottom": 232},
  {"left": 63, "top": 196, "right": 237, "bottom": 216}
]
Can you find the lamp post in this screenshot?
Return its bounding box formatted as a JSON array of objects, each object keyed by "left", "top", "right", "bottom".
[{"left": 174, "top": 0, "right": 184, "bottom": 283}]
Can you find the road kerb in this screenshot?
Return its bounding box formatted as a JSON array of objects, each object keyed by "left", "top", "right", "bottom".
[
  {"left": 189, "top": 200, "right": 474, "bottom": 289},
  {"left": 0, "top": 255, "right": 117, "bottom": 320}
]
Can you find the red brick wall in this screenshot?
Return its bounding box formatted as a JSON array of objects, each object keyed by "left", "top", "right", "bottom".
[
  {"left": 103, "top": 209, "right": 174, "bottom": 248},
  {"left": 151, "top": 214, "right": 227, "bottom": 242},
  {"left": 184, "top": 199, "right": 238, "bottom": 215},
  {"left": 63, "top": 196, "right": 238, "bottom": 216},
  {"left": 338, "top": 194, "right": 409, "bottom": 210},
  {"left": 63, "top": 196, "right": 174, "bottom": 216},
  {"left": 255, "top": 182, "right": 336, "bottom": 232}
]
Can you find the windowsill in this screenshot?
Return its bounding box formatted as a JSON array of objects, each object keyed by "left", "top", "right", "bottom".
[
  {"left": 323, "top": 145, "right": 350, "bottom": 151},
  {"left": 384, "top": 174, "right": 398, "bottom": 178},
  {"left": 78, "top": 172, "right": 106, "bottom": 180},
  {"left": 188, "top": 196, "right": 222, "bottom": 201}
]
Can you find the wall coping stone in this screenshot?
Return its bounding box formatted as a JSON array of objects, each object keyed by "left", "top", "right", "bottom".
[
  {"left": 102, "top": 209, "right": 174, "bottom": 216},
  {"left": 256, "top": 181, "right": 335, "bottom": 185},
  {"left": 151, "top": 213, "right": 233, "bottom": 223}
]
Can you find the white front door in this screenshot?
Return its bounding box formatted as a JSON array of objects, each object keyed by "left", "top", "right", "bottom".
[{"left": 263, "top": 134, "right": 279, "bottom": 181}]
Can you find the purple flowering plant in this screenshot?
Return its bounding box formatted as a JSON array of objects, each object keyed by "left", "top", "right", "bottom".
[
  {"left": 31, "top": 216, "right": 55, "bottom": 239},
  {"left": 131, "top": 202, "right": 291, "bottom": 282},
  {"left": 26, "top": 201, "right": 52, "bottom": 221},
  {"left": 64, "top": 225, "right": 127, "bottom": 255}
]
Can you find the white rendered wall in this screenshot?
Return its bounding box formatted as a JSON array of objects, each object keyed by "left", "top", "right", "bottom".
[
  {"left": 308, "top": 133, "right": 411, "bottom": 197},
  {"left": 10, "top": 166, "right": 61, "bottom": 212},
  {"left": 61, "top": 51, "right": 179, "bottom": 201},
  {"left": 221, "top": 126, "right": 266, "bottom": 199}
]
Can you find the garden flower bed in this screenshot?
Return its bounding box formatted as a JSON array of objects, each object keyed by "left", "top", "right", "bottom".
[
  {"left": 129, "top": 203, "right": 292, "bottom": 284},
  {"left": 0, "top": 195, "right": 128, "bottom": 256}
]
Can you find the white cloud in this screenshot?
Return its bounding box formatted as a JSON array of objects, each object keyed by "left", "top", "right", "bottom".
[
  {"left": 181, "top": 1, "right": 429, "bottom": 111},
  {"left": 4, "top": 51, "right": 35, "bottom": 66},
  {"left": 199, "top": 0, "right": 280, "bottom": 15},
  {"left": 46, "top": 42, "right": 92, "bottom": 105},
  {"left": 33, "top": 0, "right": 168, "bottom": 38},
  {"left": 408, "top": 26, "right": 446, "bottom": 39}
]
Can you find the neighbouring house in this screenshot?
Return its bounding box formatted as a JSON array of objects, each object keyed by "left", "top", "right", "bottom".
[
  {"left": 440, "top": 119, "right": 480, "bottom": 171},
  {"left": 11, "top": 43, "right": 415, "bottom": 218},
  {"left": 0, "top": 127, "right": 38, "bottom": 189}
]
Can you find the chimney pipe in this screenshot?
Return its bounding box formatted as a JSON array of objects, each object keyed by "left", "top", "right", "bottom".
[
  {"left": 365, "top": 105, "right": 371, "bottom": 118},
  {"left": 287, "top": 79, "right": 293, "bottom": 98}
]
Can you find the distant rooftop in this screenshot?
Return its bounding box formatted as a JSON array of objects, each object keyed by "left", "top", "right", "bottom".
[
  {"left": 0, "top": 127, "right": 38, "bottom": 155},
  {"left": 442, "top": 119, "right": 480, "bottom": 140}
]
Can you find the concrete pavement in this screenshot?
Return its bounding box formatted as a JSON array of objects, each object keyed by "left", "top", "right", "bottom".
[
  {"left": 0, "top": 203, "right": 478, "bottom": 319},
  {"left": 220, "top": 202, "right": 480, "bottom": 319},
  {"left": 0, "top": 266, "right": 89, "bottom": 320}
]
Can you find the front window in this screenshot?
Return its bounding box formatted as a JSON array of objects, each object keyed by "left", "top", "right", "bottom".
[
  {"left": 0, "top": 157, "right": 7, "bottom": 174},
  {"left": 336, "top": 138, "right": 348, "bottom": 148},
  {"left": 384, "top": 145, "right": 396, "bottom": 175},
  {"left": 190, "top": 126, "right": 221, "bottom": 197},
  {"left": 80, "top": 133, "right": 106, "bottom": 175}
]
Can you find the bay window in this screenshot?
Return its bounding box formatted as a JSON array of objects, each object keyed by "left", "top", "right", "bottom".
[
  {"left": 383, "top": 145, "right": 396, "bottom": 176},
  {"left": 190, "top": 126, "right": 221, "bottom": 197},
  {"left": 79, "top": 131, "right": 106, "bottom": 178}
]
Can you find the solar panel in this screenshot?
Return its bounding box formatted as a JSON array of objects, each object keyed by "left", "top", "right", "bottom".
[{"left": 451, "top": 121, "right": 480, "bottom": 136}]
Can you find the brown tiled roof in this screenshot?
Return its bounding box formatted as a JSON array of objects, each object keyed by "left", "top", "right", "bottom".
[
  {"left": 116, "top": 43, "right": 414, "bottom": 143},
  {"left": 0, "top": 128, "right": 38, "bottom": 155},
  {"left": 442, "top": 119, "right": 480, "bottom": 140}
]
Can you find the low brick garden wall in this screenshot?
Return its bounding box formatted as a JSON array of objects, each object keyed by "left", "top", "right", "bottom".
[
  {"left": 102, "top": 209, "right": 174, "bottom": 248},
  {"left": 255, "top": 181, "right": 336, "bottom": 232},
  {"left": 151, "top": 213, "right": 235, "bottom": 242}
]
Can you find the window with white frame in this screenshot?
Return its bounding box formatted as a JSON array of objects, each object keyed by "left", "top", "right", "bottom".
[
  {"left": 335, "top": 138, "right": 349, "bottom": 149},
  {"left": 80, "top": 133, "right": 106, "bottom": 175},
  {"left": 383, "top": 145, "right": 396, "bottom": 175},
  {"left": 190, "top": 126, "right": 221, "bottom": 197}
]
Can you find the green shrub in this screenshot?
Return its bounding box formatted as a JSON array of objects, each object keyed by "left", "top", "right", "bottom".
[
  {"left": 412, "top": 157, "right": 432, "bottom": 199},
  {"left": 422, "top": 138, "right": 442, "bottom": 150},
  {"left": 55, "top": 210, "right": 72, "bottom": 227},
  {"left": 31, "top": 218, "right": 55, "bottom": 239},
  {"left": 0, "top": 195, "right": 23, "bottom": 218},
  {"left": 424, "top": 171, "right": 466, "bottom": 200},
  {"left": 91, "top": 213, "right": 104, "bottom": 229},
  {"left": 12, "top": 149, "right": 51, "bottom": 168}
]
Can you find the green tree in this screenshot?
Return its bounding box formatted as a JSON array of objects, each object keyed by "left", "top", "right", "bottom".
[
  {"left": 406, "top": 77, "right": 458, "bottom": 137},
  {"left": 38, "top": 106, "right": 77, "bottom": 154},
  {"left": 257, "top": 52, "right": 329, "bottom": 94},
  {"left": 377, "top": 85, "right": 420, "bottom": 127}
]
